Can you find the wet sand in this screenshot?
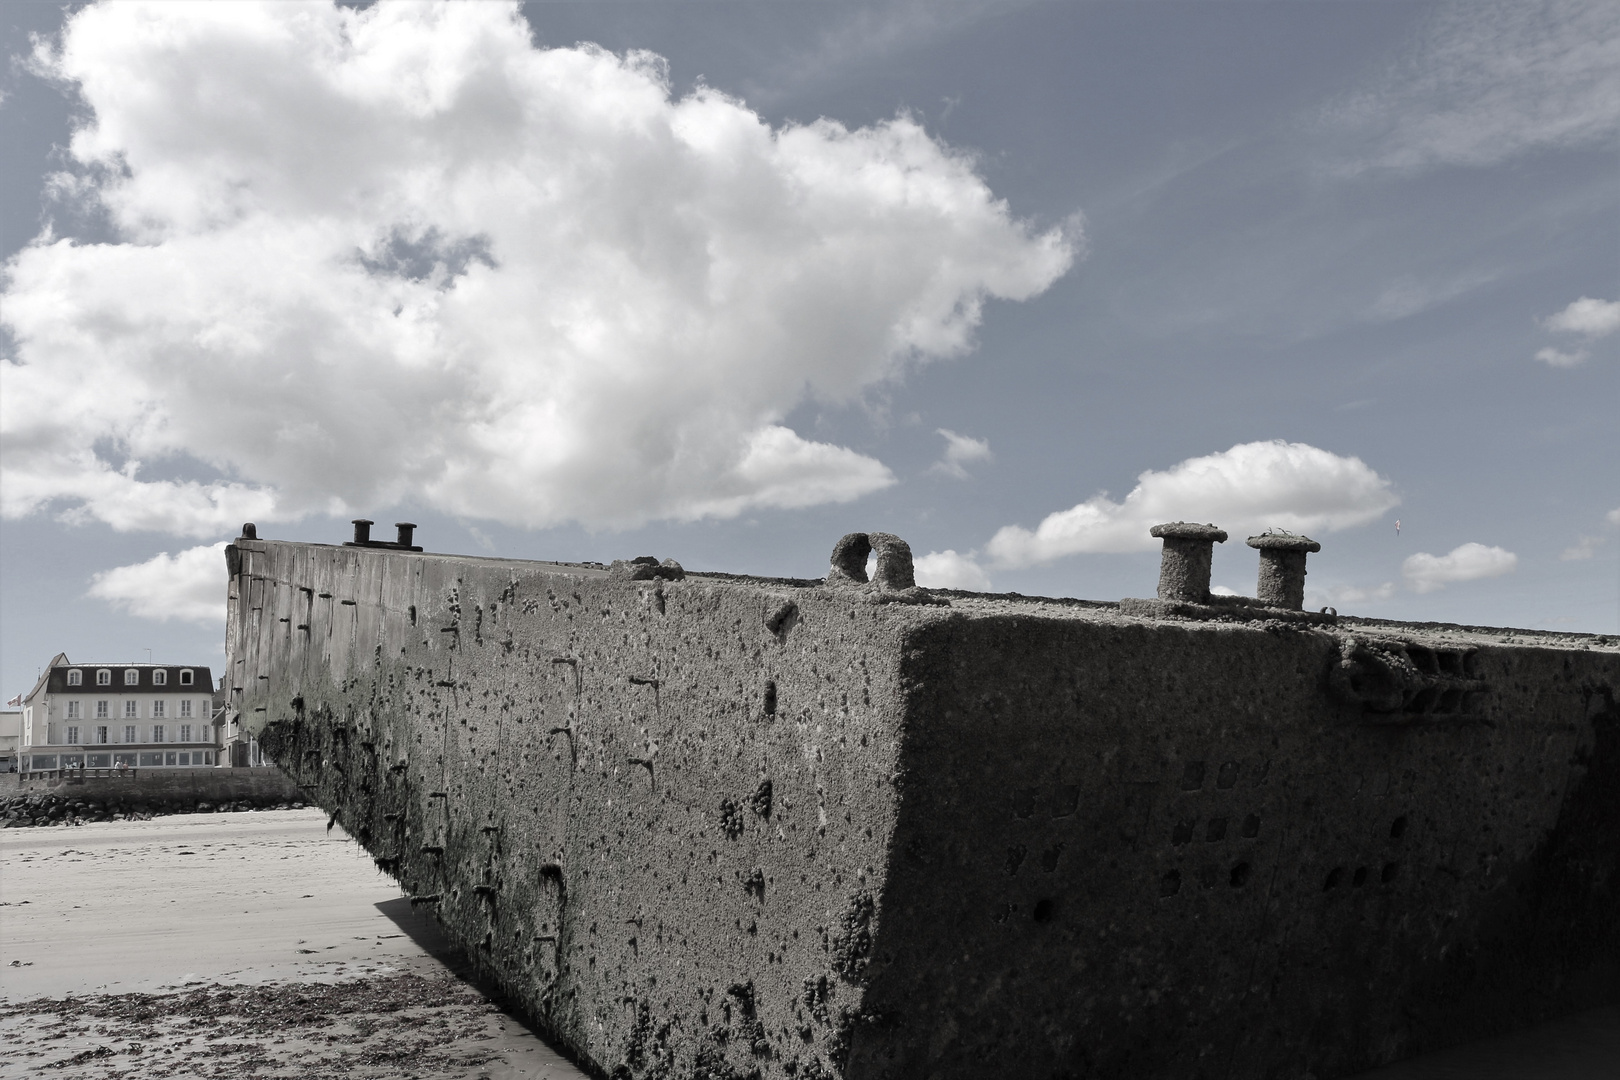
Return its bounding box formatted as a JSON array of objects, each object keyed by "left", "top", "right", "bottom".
[{"left": 2, "top": 809, "right": 1613, "bottom": 1078}]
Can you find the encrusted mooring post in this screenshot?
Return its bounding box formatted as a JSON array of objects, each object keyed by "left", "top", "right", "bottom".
[
  {"left": 395, "top": 522, "right": 416, "bottom": 548},
  {"left": 1246, "top": 531, "right": 1320, "bottom": 610},
  {"left": 351, "top": 518, "right": 373, "bottom": 545},
  {"left": 1150, "top": 522, "right": 1227, "bottom": 603},
  {"left": 827, "top": 532, "right": 915, "bottom": 591}
]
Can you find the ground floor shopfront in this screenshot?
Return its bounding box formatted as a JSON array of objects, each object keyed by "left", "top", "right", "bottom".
[{"left": 23, "top": 747, "right": 218, "bottom": 774}]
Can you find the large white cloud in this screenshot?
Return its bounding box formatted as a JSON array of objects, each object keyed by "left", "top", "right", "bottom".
[
  {"left": 87, "top": 542, "right": 230, "bottom": 624},
  {"left": 985, "top": 440, "right": 1398, "bottom": 568},
  {"left": 1401, "top": 543, "right": 1517, "bottom": 594},
  {"left": 0, "top": 1, "right": 1075, "bottom": 537}
]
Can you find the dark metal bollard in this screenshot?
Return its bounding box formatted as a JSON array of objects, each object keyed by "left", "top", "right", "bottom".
[
  {"left": 351, "top": 519, "right": 373, "bottom": 545},
  {"left": 395, "top": 522, "right": 416, "bottom": 548},
  {"left": 1246, "top": 532, "right": 1321, "bottom": 610},
  {"left": 1150, "top": 522, "right": 1228, "bottom": 603}
]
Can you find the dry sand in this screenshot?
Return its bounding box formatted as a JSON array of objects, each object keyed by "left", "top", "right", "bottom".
[
  {"left": 2, "top": 808, "right": 1613, "bottom": 1079},
  {"left": 0, "top": 808, "right": 587, "bottom": 1079}
]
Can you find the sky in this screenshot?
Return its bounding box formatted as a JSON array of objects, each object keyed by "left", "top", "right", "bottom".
[{"left": 2, "top": 0, "right": 1616, "bottom": 700}]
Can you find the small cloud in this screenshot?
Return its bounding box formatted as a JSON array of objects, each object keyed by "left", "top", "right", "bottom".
[
  {"left": 1561, "top": 535, "right": 1603, "bottom": 561},
  {"left": 1208, "top": 585, "right": 1239, "bottom": 597},
  {"left": 468, "top": 525, "right": 496, "bottom": 552},
  {"left": 930, "top": 429, "right": 992, "bottom": 480},
  {"left": 1308, "top": 581, "right": 1398, "bottom": 608},
  {"left": 1535, "top": 346, "right": 1590, "bottom": 368},
  {"left": 985, "top": 440, "right": 1398, "bottom": 568},
  {"left": 87, "top": 542, "right": 229, "bottom": 624},
  {"left": 1401, "top": 543, "right": 1517, "bottom": 594},
  {"left": 1561, "top": 506, "right": 1620, "bottom": 559},
  {"left": 1535, "top": 296, "right": 1618, "bottom": 367},
  {"left": 913, "top": 550, "right": 992, "bottom": 591},
  {"left": 1543, "top": 296, "right": 1620, "bottom": 338}
]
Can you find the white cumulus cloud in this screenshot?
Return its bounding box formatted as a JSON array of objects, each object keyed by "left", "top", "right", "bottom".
[
  {"left": 1543, "top": 296, "right": 1620, "bottom": 337},
  {"left": 0, "top": 0, "right": 1075, "bottom": 537},
  {"left": 913, "top": 549, "right": 992, "bottom": 591},
  {"left": 930, "top": 428, "right": 992, "bottom": 480},
  {"left": 1401, "top": 543, "right": 1517, "bottom": 594},
  {"left": 87, "top": 542, "right": 230, "bottom": 624},
  {"left": 985, "top": 440, "right": 1398, "bottom": 568}
]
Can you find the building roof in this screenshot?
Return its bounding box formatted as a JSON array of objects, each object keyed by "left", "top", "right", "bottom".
[{"left": 35, "top": 659, "right": 215, "bottom": 697}]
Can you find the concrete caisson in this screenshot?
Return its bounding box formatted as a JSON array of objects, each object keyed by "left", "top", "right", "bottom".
[{"left": 224, "top": 534, "right": 1620, "bottom": 1080}]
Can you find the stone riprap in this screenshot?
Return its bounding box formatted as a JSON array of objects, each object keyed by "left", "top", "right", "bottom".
[{"left": 223, "top": 533, "right": 1619, "bottom": 1080}]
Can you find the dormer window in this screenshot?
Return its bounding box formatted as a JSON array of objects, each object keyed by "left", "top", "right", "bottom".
[
  {"left": 96, "top": 670, "right": 112, "bottom": 686},
  {"left": 153, "top": 670, "right": 167, "bottom": 686},
  {"left": 124, "top": 669, "right": 140, "bottom": 686},
  {"left": 67, "top": 670, "right": 82, "bottom": 686},
  {"left": 179, "top": 669, "right": 195, "bottom": 686}
]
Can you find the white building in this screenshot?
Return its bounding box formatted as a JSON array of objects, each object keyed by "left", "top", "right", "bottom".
[
  {"left": 0, "top": 709, "right": 20, "bottom": 772},
  {"left": 16, "top": 653, "right": 221, "bottom": 774}
]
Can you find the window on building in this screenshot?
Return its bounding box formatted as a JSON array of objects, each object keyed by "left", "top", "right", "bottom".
[
  {"left": 96, "top": 726, "right": 108, "bottom": 744},
  {"left": 96, "top": 669, "right": 111, "bottom": 686},
  {"left": 153, "top": 724, "right": 165, "bottom": 743},
  {"left": 124, "top": 700, "right": 139, "bottom": 718},
  {"left": 124, "top": 669, "right": 139, "bottom": 686},
  {"left": 153, "top": 670, "right": 167, "bottom": 686},
  {"left": 66, "top": 726, "right": 80, "bottom": 744},
  {"left": 67, "top": 701, "right": 82, "bottom": 719},
  {"left": 180, "top": 699, "right": 193, "bottom": 718},
  {"left": 180, "top": 724, "right": 193, "bottom": 742},
  {"left": 179, "top": 669, "right": 195, "bottom": 686},
  {"left": 67, "top": 669, "right": 82, "bottom": 686},
  {"left": 153, "top": 700, "right": 166, "bottom": 718},
  {"left": 124, "top": 725, "right": 137, "bottom": 743}
]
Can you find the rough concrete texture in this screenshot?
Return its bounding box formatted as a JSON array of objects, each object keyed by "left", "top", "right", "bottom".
[
  {"left": 1149, "top": 523, "right": 1228, "bottom": 603},
  {"left": 1245, "top": 532, "right": 1322, "bottom": 610},
  {"left": 224, "top": 536, "right": 1620, "bottom": 1080}
]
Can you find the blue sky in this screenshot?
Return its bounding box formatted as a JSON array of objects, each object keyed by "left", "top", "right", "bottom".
[{"left": 2, "top": 0, "right": 1616, "bottom": 699}]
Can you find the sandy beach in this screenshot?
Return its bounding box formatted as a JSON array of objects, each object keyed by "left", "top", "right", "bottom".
[
  {"left": 2, "top": 808, "right": 1613, "bottom": 1079},
  {"left": 0, "top": 808, "right": 587, "bottom": 1079}
]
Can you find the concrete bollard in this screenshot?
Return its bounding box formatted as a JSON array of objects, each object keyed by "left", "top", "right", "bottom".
[
  {"left": 868, "top": 533, "right": 915, "bottom": 591},
  {"left": 351, "top": 519, "right": 374, "bottom": 545},
  {"left": 1246, "top": 532, "right": 1321, "bottom": 610},
  {"left": 827, "top": 532, "right": 915, "bottom": 590},
  {"left": 1150, "top": 522, "right": 1228, "bottom": 603},
  {"left": 828, "top": 533, "right": 872, "bottom": 585}
]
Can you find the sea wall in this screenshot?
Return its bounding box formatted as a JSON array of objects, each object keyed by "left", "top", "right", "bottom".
[{"left": 224, "top": 535, "right": 1620, "bottom": 1079}]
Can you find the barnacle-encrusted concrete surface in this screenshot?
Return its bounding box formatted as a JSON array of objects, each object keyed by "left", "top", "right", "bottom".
[{"left": 224, "top": 537, "right": 1619, "bottom": 1080}]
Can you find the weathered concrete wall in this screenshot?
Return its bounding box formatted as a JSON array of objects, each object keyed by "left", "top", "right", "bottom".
[{"left": 224, "top": 537, "right": 1619, "bottom": 1080}]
